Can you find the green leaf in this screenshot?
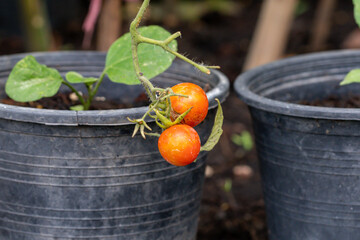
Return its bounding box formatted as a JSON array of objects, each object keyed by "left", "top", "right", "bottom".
[
  {"left": 231, "top": 131, "right": 253, "bottom": 151},
  {"left": 354, "top": 0, "right": 360, "bottom": 28},
  {"left": 105, "top": 25, "right": 177, "bottom": 85},
  {"left": 65, "top": 71, "right": 97, "bottom": 84},
  {"left": 340, "top": 69, "right": 360, "bottom": 85},
  {"left": 223, "top": 179, "right": 232, "bottom": 193},
  {"left": 5, "top": 55, "right": 63, "bottom": 102},
  {"left": 295, "top": 0, "right": 309, "bottom": 17},
  {"left": 70, "top": 105, "right": 84, "bottom": 111},
  {"left": 200, "top": 98, "right": 224, "bottom": 152}
]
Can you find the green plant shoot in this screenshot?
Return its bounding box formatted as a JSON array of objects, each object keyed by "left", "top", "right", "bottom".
[
  {"left": 231, "top": 131, "right": 253, "bottom": 151},
  {"left": 5, "top": 26, "right": 178, "bottom": 110},
  {"left": 223, "top": 179, "right": 232, "bottom": 193}
]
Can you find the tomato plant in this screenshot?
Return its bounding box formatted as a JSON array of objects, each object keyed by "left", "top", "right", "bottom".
[
  {"left": 158, "top": 124, "right": 201, "bottom": 166},
  {"left": 170, "top": 83, "right": 208, "bottom": 127},
  {"left": 5, "top": 0, "right": 225, "bottom": 166}
]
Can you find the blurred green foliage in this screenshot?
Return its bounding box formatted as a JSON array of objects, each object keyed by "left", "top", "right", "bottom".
[
  {"left": 295, "top": 0, "right": 310, "bottom": 17},
  {"left": 150, "top": 0, "right": 242, "bottom": 22},
  {"left": 231, "top": 131, "right": 253, "bottom": 151},
  {"left": 223, "top": 178, "right": 232, "bottom": 192}
]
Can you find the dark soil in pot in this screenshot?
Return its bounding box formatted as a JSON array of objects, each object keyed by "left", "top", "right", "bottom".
[
  {"left": 299, "top": 95, "right": 360, "bottom": 108},
  {"left": 1, "top": 92, "right": 150, "bottom": 110}
]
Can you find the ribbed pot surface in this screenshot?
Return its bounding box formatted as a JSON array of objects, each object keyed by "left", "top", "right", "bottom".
[
  {"left": 0, "top": 51, "right": 229, "bottom": 240},
  {"left": 235, "top": 50, "right": 360, "bottom": 240}
]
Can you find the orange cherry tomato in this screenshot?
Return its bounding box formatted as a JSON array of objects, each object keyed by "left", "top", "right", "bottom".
[
  {"left": 170, "top": 82, "right": 208, "bottom": 127},
  {"left": 158, "top": 124, "right": 201, "bottom": 166}
]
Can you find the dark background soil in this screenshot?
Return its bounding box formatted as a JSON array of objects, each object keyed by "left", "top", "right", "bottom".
[{"left": 0, "top": 1, "right": 358, "bottom": 239}]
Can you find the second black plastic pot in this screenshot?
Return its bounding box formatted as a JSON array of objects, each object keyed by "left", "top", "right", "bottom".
[
  {"left": 0, "top": 51, "right": 229, "bottom": 240},
  {"left": 235, "top": 50, "right": 360, "bottom": 240}
]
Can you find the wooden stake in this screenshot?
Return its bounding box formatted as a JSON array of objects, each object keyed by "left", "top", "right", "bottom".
[
  {"left": 19, "top": 0, "right": 52, "bottom": 51},
  {"left": 125, "top": 0, "right": 142, "bottom": 21},
  {"left": 164, "top": 0, "right": 178, "bottom": 27},
  {"left": 310, "top": 0, "right": 337, "bottom": 51},
  {"left": 243, "top": 0, "right": 299, "bottom": 71},
  {"left": 96, "top": 0, "right": 122, "bottom": 51}
]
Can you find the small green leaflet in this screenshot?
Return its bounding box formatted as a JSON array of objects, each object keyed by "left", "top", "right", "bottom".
[
  {"left": 5, "top": 55, "right": 63, "bottom": 102},
  {"left": 231, "top": 131, "right": 253, "bottom": 151},
  {"left": 105, "top": 25, "right": 177, "bottom": 85},
  {"left": 340, "top": 69, "right": 360, "bottom": 85},
  {"left": 66, "top": 71, "right": 97, "bottom": 84},
  {"left": 354, "top": 0, "right": 360, "bottom": 28},
  {"left": 70, "top": 105, "right": 85, "bottom": 111},
  {"left": 223, "top": 179, "right": 232, "bottom": 193},
  {"left": 200, "top": 98, "right": 224, "bottom": 152},
  {"left": 344, "top": 1, "right": 360, "bottom": 87}
]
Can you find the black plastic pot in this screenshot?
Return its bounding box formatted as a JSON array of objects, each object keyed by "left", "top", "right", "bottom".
[
  {"left": 0, "top": 51, "right": 229, "bottom": 240},
  {"left": 234, "top": 50, "right": 360, "bottom": 240}
]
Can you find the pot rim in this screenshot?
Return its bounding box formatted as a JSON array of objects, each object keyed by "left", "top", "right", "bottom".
[
  {"left": 234, "top": 49, "right": 360, "bottom": 121},
  {"left": 0, "top": 51, "right": 229, "bottom": 126}
]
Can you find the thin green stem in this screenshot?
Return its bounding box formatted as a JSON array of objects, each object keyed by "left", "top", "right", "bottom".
[
  {"left": 130, "top": 40, "right": 155, "bottom": 100},
  {"left": 164, "top": 32, "right": 181, "bottom": 45},
  {"left": 91, "top": 71, "right": 106, "bottom": 100},
  {"left": 127, "top": 0, "right": 219, "bottom": 136},
  {"left": 139, "top": 75, "right": 156, "bottom": 102},
  {"left": 82, "top": 71, "right": 106, "bottom": 110},
  {"left": 145, "top": 132, "right": 161, "bottom": 137},
  {"left": 129, "top": 0, "right": 156, "bottom": 102},
  {"left": 130, "top": 0, "right": 150, "bottom": 30},
  {"left": 164, "top": 46, "right": 211, "bottom": 74},
  {"left": 61, "top": 80, "right": 86, "bottom": 106},
  {"left": 83, "top": 83, "right": 93, "bottom": 110},
  {"left": 144, "top": 100, "right": 161, "bottom": 119},
  {"left": 138, "top": 34, "right": 215, "bottom": 74},
  {"left": 152, "top": 87, "right": 166, "bottom": 93},
  {"left": 129, "top": 0, "right": 217, "bottom": 104},
  {"left": 165, "top": 98, "right": 171, "bottom": 118}
]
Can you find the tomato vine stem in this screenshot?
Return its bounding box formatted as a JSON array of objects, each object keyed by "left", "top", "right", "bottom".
[
  {"left": 129, "top": 0, "right": 219, "bottom": 101},
  {"left": 61, "top": 80, "right": 86, "bottom": 107},
  {"left": 128, "top": 0, "right": 220, "bottom": 138}
]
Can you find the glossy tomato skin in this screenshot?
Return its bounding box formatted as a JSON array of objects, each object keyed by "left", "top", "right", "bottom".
[
  {"left": 158, "top": 124, "right": 201, "bottom": 166},
  {"left": 170, "top": 83, "right": 208, "bottom": 127}
]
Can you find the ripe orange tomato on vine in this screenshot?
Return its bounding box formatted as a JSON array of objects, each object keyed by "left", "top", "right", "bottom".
[
  {"left": 170, "top": 83, "right": 208, "bottom": 127},
  {"left": 158, "top": 124, "right": 201, "bottom": 166}
]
